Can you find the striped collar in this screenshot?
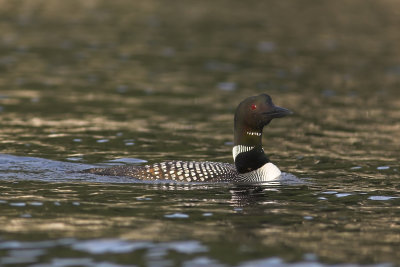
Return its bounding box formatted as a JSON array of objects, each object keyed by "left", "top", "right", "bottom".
[
  {"left": 246, "top": 131, "right": 262, "bottom": 136},
  {"left": 232, "top": 145, "right": 255, "bottom": 161}
]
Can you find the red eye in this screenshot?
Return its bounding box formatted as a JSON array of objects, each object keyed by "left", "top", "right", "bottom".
[{"left": 251, "top": 104, "right": 257, "bottom": 110}]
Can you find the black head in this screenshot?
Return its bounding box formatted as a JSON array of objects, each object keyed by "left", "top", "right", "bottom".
[{"left": 234, "top": 94, "right": 292, "bottom": 146}]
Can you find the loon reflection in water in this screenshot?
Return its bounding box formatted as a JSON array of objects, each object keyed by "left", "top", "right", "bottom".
[{"left": 85, "top": 94, "right": 294, "bottom": 184}]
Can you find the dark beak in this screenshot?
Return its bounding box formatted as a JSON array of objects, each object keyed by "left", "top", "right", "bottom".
[{"left": 265, "top": 106, "right": 293, "bottom": 118}]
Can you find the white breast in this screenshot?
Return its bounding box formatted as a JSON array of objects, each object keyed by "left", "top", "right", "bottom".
[{"left": 238, "top": 162, "right": 281, "bottom": 182}]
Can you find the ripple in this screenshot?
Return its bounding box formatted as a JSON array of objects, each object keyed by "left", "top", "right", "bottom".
[
  {"left": 29, "top": 201, "right": 43, "bottom": 206},
  {"left": 66, "top": 157, "right": 83, "bottom": 161},
  {"left": 164, "top": 213, "right": 189, "bottom": 219},
  {"left": 217, "top": 82, "right": 237, "bottom": 91},
  {"left": 183, "top": 256, "right": 223, "bottom": 267},
  {"left": 377, "top": 166, "right": 390, "bottom": 170},
  {"left": 108, "top": 158, "right": 146, "bottom": 164},
  {"left": 72, "top": 239, "right": 152, "bottom": 254},
  {"left": 10, "top": 202, "right": 26, "bottom": 207},
  {"left": 136, "top": 196, "right": 152, "bottom": 201},
  {"left": 168, "top": 241, "right": 208, "bottom": 254},
  {"left": 0, "top": 240, "right": 73, "bottom": 250},
  {"left": 321, "top": 191, "right": 338, "bottom": 195},
  {"left": 71, "top": 239, "right": 207, "bottom": 255},
  {"left": 238, "top": 257, "right": 283, "bottom": 267},
  {"left": 335, "top": 193, "right": 352, "bottom": 198},
  {"left": 350, "top": 166, "right": 362, "bottom": 170},
  {"left": 368, "top": 196, "right": 398, "bottom": 201},
  {"left": 30, "top": 258, "right": 131, "bottom": 267}
]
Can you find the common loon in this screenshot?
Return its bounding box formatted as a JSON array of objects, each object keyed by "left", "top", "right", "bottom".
[{"left": 85, "top": 93, "right": 292, "bottom": 183}]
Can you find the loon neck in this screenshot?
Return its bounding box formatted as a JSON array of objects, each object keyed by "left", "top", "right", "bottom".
[
  {"left": 234, "top": 129, "right": 263, "bottom": 147},
  {"left": 233, "top": 129, "right": 269, "bottom": 174}
]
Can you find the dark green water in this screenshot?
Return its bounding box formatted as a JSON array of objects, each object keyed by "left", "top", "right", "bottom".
[{"left": 1, "top": 1, "right": 400, "bottom": 266}]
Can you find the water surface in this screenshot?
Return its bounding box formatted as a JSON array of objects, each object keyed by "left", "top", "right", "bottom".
[{"left": 1, "top": 1, "right": 400, "bottom": 266}]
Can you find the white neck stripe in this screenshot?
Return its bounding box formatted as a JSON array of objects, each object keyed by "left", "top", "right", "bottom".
[{"left": 232, "top": 145, "right": 255, "bottom": 162}]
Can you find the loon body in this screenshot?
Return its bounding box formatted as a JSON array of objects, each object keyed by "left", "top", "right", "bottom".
[{"left": 86, "top": 94, "right": 292, "bottom": 183}]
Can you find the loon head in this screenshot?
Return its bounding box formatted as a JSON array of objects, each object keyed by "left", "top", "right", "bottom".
[
  {"left": 233, "top": 93, "right": 292, "bottom": 173},
  {"left": 234, "top": 93, "right": 292, "bottom": 146}
]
